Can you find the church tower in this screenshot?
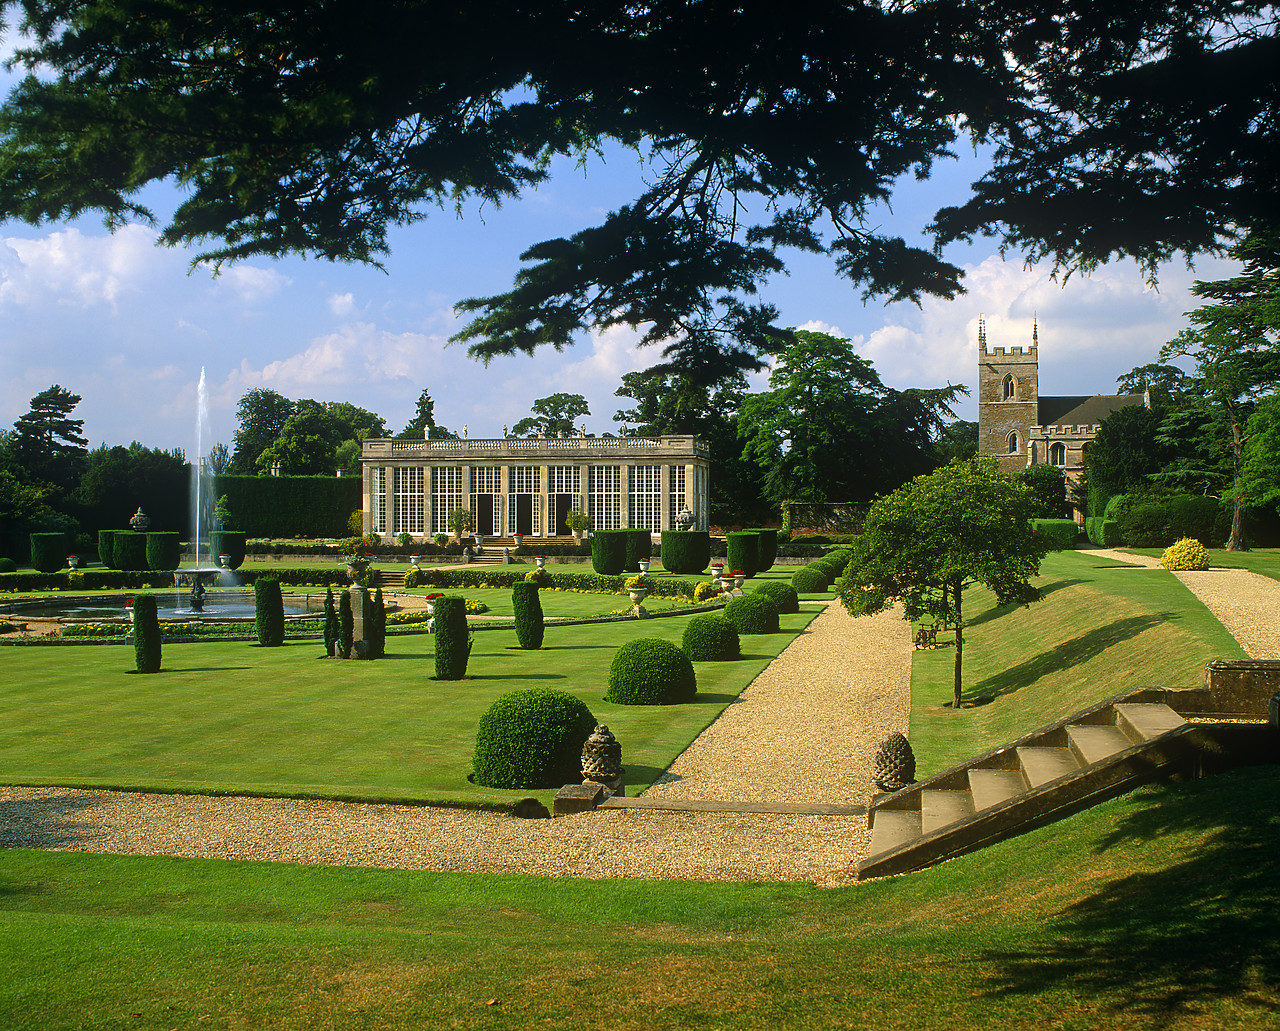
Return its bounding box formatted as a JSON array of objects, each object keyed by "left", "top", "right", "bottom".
[{"left": 977, "top": 315, "right": 1039, "bottom": 473}]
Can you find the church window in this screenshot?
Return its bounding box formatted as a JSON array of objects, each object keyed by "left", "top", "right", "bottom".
[
  {"left": 1049, "top": 442, "right": 1066, "bottom": 467},
  {"left": 1002, "top": 374, "right": 1016, "bottom": 400},
  {"left": 1007, "top": 432, "right": 1019, "bottom": 455}
]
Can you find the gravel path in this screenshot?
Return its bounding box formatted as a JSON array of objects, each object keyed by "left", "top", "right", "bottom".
[{"left": 0, "top": 603, "right": 909, "bottom": 883}]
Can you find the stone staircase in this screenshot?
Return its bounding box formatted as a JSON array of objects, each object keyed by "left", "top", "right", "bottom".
[{"left": 858, "top": 662, "right": 1279, "bottom": 881}]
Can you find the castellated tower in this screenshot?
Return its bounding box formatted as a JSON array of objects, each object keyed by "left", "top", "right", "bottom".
[{"left": 977, "top": 315, "right": 1039, "bottom": 473}]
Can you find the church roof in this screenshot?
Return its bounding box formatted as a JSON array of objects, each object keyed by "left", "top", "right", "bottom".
[{"left": 1038, "top": 394, "right": 1145, "bottom": 428}]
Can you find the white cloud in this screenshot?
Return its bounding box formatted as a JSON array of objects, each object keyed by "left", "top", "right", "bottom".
[
  {"left": 208, "top": 262, "right": 291, "bottom": 305},
  {"left": 0, "top": 225, "right": 176, "bottom": 311},
  {"left": 328, "top": 292, "right": 355, "bottom": 317}
]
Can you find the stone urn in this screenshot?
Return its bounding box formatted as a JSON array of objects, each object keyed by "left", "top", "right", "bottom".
[
  {"left": 675, "top": 507, "right": 695, "bottom": 532},
  {"left": 219, "top": 553, "right": 231, "bottom": 568},
  {"left": 66, "top": 554, "right": 79, "bottom": 570},
  {"left": 709, "top": 561, "right": 724, "bottom": 579},
  {"left": 513, "top": 534, "right": 524, "bottom": 549},
  {"left": 344, "top": 553, "right": 372, "bottom": 583},
  {"left": 535, "top": 555, "right": 546, "bottom": 570},
  {"left": 410, "top": 553, "right": 422, "bottom": 568},
  {"left": 638, "top": 559, "right": 650, "bottom": 573},
  {"left": 129, "top": 507, "right": 151, "bottom": 532},
  {"left": 628, "top": 588, "right": 648, "bottom": 606},
  {"left": 733, "top": 570, "right": 746, "bottom": 590}
]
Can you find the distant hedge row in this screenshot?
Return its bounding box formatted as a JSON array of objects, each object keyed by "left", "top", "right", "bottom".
[{"left": 215, "top": 475, "right": 362, "bottom": 538}]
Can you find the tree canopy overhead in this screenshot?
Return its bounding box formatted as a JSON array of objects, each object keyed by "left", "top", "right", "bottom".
[{"left": 1, "top": 1, "right": 1274, "bottom": 369}]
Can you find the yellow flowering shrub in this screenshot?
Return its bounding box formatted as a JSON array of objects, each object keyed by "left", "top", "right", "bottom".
[{"left": 1161, "top": 537, "right": 1210, "bottom": 571}]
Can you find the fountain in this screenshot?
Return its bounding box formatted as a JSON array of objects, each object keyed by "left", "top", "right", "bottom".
[{"left": 169, "top": 367, "right": 236, "bottom": 617}]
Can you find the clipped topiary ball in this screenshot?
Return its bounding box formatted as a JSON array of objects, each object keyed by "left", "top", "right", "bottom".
[
  {"left": 681, "top": 613, "right": 740, "bottom": 661},
  {"left": 1161, "top": 536, "right": 1210, "bottom": 571},
  {"left": 791, "top": 565, "right": 831, "bottom": 594},
  {"left": 472, "top": 688, "right": 597, "bottom": 788},
  {"left": 0, "top": 557, "right": 17, "bottom": 573},
  {"left": 724, "top": 593, "right": 781, "bottom": 634},
  {"left": 607, "top": 637, "right": 697, "bottom": 705},
  {"left": 751, "top": 580, "right": 799, "bottom": 614}
]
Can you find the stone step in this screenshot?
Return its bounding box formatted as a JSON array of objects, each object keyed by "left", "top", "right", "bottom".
[
  {"left": 868, "top": 809, "right": 921, "bottom": 857},
  {"left": 967, "top": 769, "right": 1027, "bottom": 811},
  {"left": 1017, "top": 746, "right": 1081, "bottom": 787},
  {"left": 1066, "top": 723, "right": 1133, "bottom": 766},
  {"left": 1115, "top": 702, "right": 1186, "bottom": 743},
  {"left": 921, "top": 789, "right": 975, "bottom": 834}
]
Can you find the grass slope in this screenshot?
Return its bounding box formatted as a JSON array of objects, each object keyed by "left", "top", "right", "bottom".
[
  {"left": 910, "top": 550, "right": 1248, "bottom": 776},
  {"left": 2, "top": 765, "right": 1275, "bottom": 1030}
]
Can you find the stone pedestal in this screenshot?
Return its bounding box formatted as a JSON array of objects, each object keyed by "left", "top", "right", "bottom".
[{"left": 553, "top": 782, "right": 606, "bottom": 816}]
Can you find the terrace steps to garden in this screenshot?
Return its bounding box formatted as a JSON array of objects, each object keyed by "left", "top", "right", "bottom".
[{"left": 857, "top": 659, "right": 1279, "bottom": 880}]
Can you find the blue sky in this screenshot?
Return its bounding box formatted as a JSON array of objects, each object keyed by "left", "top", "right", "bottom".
[{"left": 0, "top": 46, "right": 1234, "bottom": 460}]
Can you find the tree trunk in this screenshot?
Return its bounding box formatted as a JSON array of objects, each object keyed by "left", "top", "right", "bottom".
[
  {"left": 952, "top": 582, "right": 964, "bottom": 709},
  {"left": 1226, "top": 397, "right": 1249, "bottom": 551}
]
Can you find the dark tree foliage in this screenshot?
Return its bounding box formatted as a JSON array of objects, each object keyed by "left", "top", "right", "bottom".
[
  {"left": 231, "top": 389, "right": 294, "bottom": 475},
  {"left": 1018, "top": 464, "right": 1069, "bottom": 519},
  {"left": 72, "top": 442, "right": 188, "bottom": 535},
  {"left": 1082, "top": 403, "right": 1168, "bottom": 515},
  {"left": 511, "top": 393, "right": 590, "bottom": 438},
  {"left": 396, "top": 389, "right": 457, "bottom": 440},
  {"left": 2, "top": 2, "right": 1271, "bottom": 373},
  {"left": 11, "top": 385, "right": 88, "bottom": 491}
]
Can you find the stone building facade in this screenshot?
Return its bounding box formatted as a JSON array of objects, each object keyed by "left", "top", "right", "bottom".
[
  {"left": 977, "top": 315, "right": 1147, "bottom": 499},
  {"left": 359, "top": 434, "right": 710, "bottom": 540}
]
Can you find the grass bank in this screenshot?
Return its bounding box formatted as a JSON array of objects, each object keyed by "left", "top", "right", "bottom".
[
  {"left": 909, "top": 549, "right": 1248, "bottom": 776},
  {"left": 2, "top": 764, "right": 1275, "bottom": 1030}
]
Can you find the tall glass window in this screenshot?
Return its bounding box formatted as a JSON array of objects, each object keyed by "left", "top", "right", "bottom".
[
  {"left": 668, "top": 464, "right": 687, "bottom": 528},
  {"left": 508, "top": 465, "right": 541, "bottom": 536},
  {"left": 371, "top": 467, "right": 388, "bottom": 534},
  {"left": 590, "top": 465, "right": 621, "bottom": 531},
  {"left": 431, "top": 465, "right": 463, "bottom": 535},
  {"left": 629, "top": 464, "right": 662, "bottom": 532},
  {"left": 393, "top": 466, "right": 424, "bottom": 535}
]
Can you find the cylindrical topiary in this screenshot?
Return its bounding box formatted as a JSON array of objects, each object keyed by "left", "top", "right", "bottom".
[
  {"left": 145, "top": 531, "right": 181, "bottom": 571},
  {"left": 681, "top": 613, "right": 741, "bottom": 661},
  {"left": 726, "top": 531, "right": 761, "bottom": 579},
  {"left": 114, "top": 531, "right": 148, "bottom": 571},
  {"left": 254, "top": 577, "right": 285, "bottom": 647},
  {"left": 624, "top": 529, "right": 652, "bottom": 572},
  {"left": 748, "top": 528, "right": 779, "bottom": 572},
  {"left": 210, "top": 530, "right": 246, "bottom": 570},
  {"left": 433, "top": 596, "right": 471, "bottom": 680},
  {"left": 132, "top": 593, "right": 162, "bottom": 674},
  {"left": 98, "top": 529, "right": 119, "bottom": 569},
  {"left": 606, "top": 637, "right": 697, "bottom": 705},
  {"left": 660, "top": 530, "right": 712, "bottom": 575},
  {"left": 338, "top": 589, "right": 353, "bottom": 658},
  {"left": 1161, "top": 536, "right": 1211, "bottom": 571},
  {"left": 724, "top": 593, "right": 781, "bottom": 634},
  {"left": 751, "top": 579, "right": 799, "bottom": 614},
  {"left": 28, "top": 532, "right": 67, "bottom": 573},
  {"left": 590, "top": 530, "right": 627, "bottom": 575},
  {"left": 323, "top": 587, "right": 338, "bottom": 657},
  {"left": 370, "top": 587, "right": 386, "bottom": 659},
  {"left": 512, "top": 580, "right": 545, "bottom": 649},
  {"left": 472, "top": 688, "right": 597, "bottom": 788},
  {"left": 791, "top": 565, "right": 831, "bottom": 594}
]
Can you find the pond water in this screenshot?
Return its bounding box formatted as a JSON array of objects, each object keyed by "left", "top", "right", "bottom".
[{"left": 9, "top": 592, "right": 319, "bottom": 622}]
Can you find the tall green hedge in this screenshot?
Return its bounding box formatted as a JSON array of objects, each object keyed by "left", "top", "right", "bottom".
[
  {"left": 433, "top": 596, "right": 471, "bottom": 680},
  {"left": 747, "top": 528, "right": 779, "bottom": 572},
  {"left": 210, "top": 531, "right": 247, "bottom": 570},
  {"left": 114, "top": 531, "right": 148, "bottom": 571},
  {"left": 1028, "top": 519, "right": 1078, "bottom": 551},
  {"left": 98, "top": 529, "right": 119, "bottom": 569},
  {"left": 28, "top": 532, "right": 67, "bottom": 573},
  {"left": 214, "top": 475, "right": 362, "bottom": 538},
  {"left": 590, "top": 530, "right": 628, "bottom": 575},
  {"left": 145, "top": 532, "right": 181, "bottom": 571},
  {"left": 254, "top": 578, "right": 285, "bottom": 647},
  {"left": 660, "top": 530, "right": 711, "bottom": 575},
  {"left": 726, "top": 531, "right": 761, "bottom": 579},
  {"left": 512, "top": 580, "right": 545, "bottom": 650},
  {"left": 623, "top": 529, "right": 652, "bottom": 572},
  {"left": 132, "top": 593, "right": 162, "bottom": 674}
]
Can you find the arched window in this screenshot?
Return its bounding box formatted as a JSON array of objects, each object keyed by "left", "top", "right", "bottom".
[
  {"left": 1002, "top": 374, "right": 1016, "bottom": 400},
  {"left": 1007, "top": 432, "right": 1019, "bottom": 455},
  {"left": 1049, "top": 442, "right": 1066, "bottom": 467}
]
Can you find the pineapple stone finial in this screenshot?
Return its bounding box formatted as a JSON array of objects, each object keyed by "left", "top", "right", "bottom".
[{"left": 871, "top": 732, "right": 917, "bottom": 792}]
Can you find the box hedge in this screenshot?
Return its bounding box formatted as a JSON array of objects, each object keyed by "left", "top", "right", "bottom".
[
  {"left": 210, "top": 530, "right": 247, "bottom": 570},
  {"left": 433, "top": 596, "right": 471, "bottom": 680},
  {"left": 113, "top": 531, "right": 148, "bottom": 571},
  {"left": 724, "top": 593, "right": 781, "bottom": 634},
  {"left": 472, "top": 688, "right": 597, "bottom": 788},
  {"left": 131, "top": 593, "right": 162, "bottom": 674},
  {"left": 590, "top": 530, "right": 628, "bottom": 576},
  {"left": 750, "top": 579, "right": 799, "bottom": 614},
  {"left": 97, "top": 529, "right": 119, "bottom": 569},
  {"left": 659, "top": 530, "right": 711, "bottom": 575},
  {"left": 512, "top": 580, "right": 545, "bottom": 650},
  {"left": 606, "top": 638, "right": 697, "bottom": 705},
  {"left": 145, "top": 532, "right": 181, "bottom": 571},
  {"left": 28, "top": 532, "right": 67, "bottom": 573},
  {"left": 680, "top": 613, "right": 740, "bottom": 661},
  {"left": 1028, "top": 519, "right": 1078, "bottom": 551},
  {"left": 623, "top": 529, "right": 652, "bottom": 572},
  {"left": 725, "top": 531, "right": 761, "bottom": 579},
  {"left": 791, "top": 565, "right": 831, "bottom": 594},
  {"left": 746, "top": 528, "right": 779, "bottom": 571},
  {"left": 254, "top": 578, "right": 286, "bottom": 647}
]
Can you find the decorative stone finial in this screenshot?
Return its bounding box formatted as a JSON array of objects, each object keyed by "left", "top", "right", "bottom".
[
  {"left": 129, "top": 507, "right": 151, "bottom": 531},
  {"left": 977, "top": 312, "right": 987, "bottom": 351},
  {"left": 581, "top": 724, "right": 623, "bottom": 783},
  {"left": 871, "top": 732, "right": 917, "bottom": 792}
]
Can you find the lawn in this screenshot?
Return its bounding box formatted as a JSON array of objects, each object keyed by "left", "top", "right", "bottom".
[
  {"left": 1, "top": 764, "right": 1275, "bottom": 1030},
  {"left": 908, "top": 549, "right": 1249, "bottom": 776},
  {"left": 0, "top": 588, "right": 817, "bottom": 809}
]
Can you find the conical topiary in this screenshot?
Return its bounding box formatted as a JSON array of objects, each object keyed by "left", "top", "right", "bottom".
[{"left": 871, "top": 732, "right": 916, "bottom": 792}]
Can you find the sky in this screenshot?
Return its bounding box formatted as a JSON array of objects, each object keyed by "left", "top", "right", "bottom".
[{"left": 0, "top": 47, "right": 1237, "bottom": 460}]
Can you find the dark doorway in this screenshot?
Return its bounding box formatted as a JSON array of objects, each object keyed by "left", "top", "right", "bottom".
[
  {"left": 473, "top": 495, "right": 496, "bottom": 535},
  {"left": 552, "top": 494, "right": 574, "bottom": 536},
  {"left": 511, "top": 494, "right": 534, "bottom": 536}
]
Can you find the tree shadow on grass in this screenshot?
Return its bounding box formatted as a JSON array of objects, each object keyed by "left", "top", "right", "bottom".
[
  {"left": 966, "top": 579, "right": 1087, "bottom": 629},
  {"left": 978, "top": 768, "right": 1280, "bottom": 1022},
  {"left": 965, "top": 614, "right": 1171, "bottom": 703}
]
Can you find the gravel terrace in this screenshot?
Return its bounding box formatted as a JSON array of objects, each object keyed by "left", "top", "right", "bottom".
[{"left": 0, "top": 602, "right": 909, "bottom": 884}]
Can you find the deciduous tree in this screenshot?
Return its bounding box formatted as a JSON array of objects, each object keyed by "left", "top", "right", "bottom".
[
  {"left": 512, "top": 394, "right": 590, "bottom": 438},
  {"left": 838, "top": 459, "right": 1048, "bottom": 709}
]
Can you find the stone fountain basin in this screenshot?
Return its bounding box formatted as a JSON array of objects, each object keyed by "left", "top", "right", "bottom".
[{"left": 3, "top": 591, "right": 324, "bottom": 623}]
